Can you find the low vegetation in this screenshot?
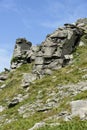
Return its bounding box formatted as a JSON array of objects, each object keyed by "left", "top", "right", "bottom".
[
  {"left": 0, "top": 36, "right": 87, "bottom": 129},
  {"left": 39, "top": 120, "right": 87, "bottom": 130}
]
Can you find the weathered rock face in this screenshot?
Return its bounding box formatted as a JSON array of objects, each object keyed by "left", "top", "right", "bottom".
[
  {"left": 33, "top": 23, "right": 83, "bottom": 74},
  {"left": 10, "top": 19, "right": 86, "bottom": 75},
  {"left": 13, "top": 38, "right": 32, "bottom": 57},
  {"left": 10, "top": 38, "right": 39, "bottom": 69},
  {"left": 76, "top": 18, "right": 87, "bottom": 30},
  {"left": 11, "top": 38, "right": 32, "bottom": 69}
]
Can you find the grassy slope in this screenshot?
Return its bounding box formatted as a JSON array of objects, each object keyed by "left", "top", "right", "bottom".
[{"left": 0, "top": 36, "right": 87, "bottom": 129}]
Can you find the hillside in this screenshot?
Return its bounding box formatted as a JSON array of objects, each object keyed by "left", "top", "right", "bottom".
[{"left": 0, "top": 18, "right": 87, "bottom": 130}]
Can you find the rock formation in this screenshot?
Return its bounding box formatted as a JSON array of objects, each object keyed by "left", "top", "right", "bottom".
[
  {"left": 33, "top": 23, "right": 83, "bottom": 75},
  {"left": 11, "top": 38, "right": 32, "bottom": 69},
  {"left": 11, "top": 19, "right": 85, "bottom": 75},
  {"left": 11, "top": 38, "right": 39, "bottom": 69},
  {"left": 10, "top": 18, "right": 87, "bottom": 88}
]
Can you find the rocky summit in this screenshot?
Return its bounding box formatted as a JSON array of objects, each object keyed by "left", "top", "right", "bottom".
[
  {"left": 1, "top": 18, "right": 87, "bottom": 130},
  {"left": 11, "top": 20, "right": 83, "bottom": 73}
]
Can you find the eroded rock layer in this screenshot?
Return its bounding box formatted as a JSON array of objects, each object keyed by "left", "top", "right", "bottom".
[{"left": 11, "top": 18, "right": 87, "bottom": 75}]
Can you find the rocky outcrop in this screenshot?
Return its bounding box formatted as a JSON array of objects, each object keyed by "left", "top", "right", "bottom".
[
  {"left": 33, "top": 23, "right": 83, "bottom": 74},
  {"left": 9, "top": 19, "right": 87, "bottom": 91},
  {"left": 10, "top": 19, "right": 87, "bottom": 75},
  {"left": 11, "top": 38, "right": 39, "bottom": 69},
  {"left": 11, "top": 38, "right": 32, "bottom": 69}
]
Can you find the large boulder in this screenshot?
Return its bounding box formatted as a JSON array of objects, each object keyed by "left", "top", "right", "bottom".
[
  {"left": 34, "top": 23, "right": 83, "bottom": 73},
  {"left": 10, "top": 19, "right": 86, "bottom": 76},
  {"left": 13, "top": 38, "right": 32, "bottom": 58},
  {"left": 11, "top": 38, "right": 32, "bottom": 69},
  {"left": 21, "top": 73, "right": 37, "bottom": 88},
  {"left": 70, "top": 100, "right": 87, "bottom": 119}
]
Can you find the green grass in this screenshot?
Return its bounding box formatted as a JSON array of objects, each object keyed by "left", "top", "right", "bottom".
[
  {"left": 81, "top": 34, "right": 87, "bottom": 44},
  {"left": 11, "top": 56, "right": 27, "bottom": 64},
  {"left": 74, "top": 90, "right": 87, "bottom": 100},
  {"left": 0, "top": 63, "right": 33, "bottom": 104},
  {"left": 38, "top": 120, "right": 87, "bottom": 130}
]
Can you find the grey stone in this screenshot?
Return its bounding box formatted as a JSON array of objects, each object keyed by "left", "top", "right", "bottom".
[
  {"left": 8, "top": 99, "right": 19, "bottom": 108},
  {"left": 35, "top": 57, "right": 44, "bottom": 65},
  {"left": 28, "top": 46, "right": 39, "bottom": 61},
  {"left": 37, "top": 107, "right": 52, "bottom": 112},
  {"left": 0, "top": 80, "right": 4, "bottom": 83},
  {"left": 0, "top": 106, "right": 5, "bottom": 112},
  {"left": 46, "top": 59, "right": 62, "bottom": 69},
  {"left": 0, "top": 84, "right": 6, "bottom": 89},
  {"left": 10, "top": 19, "right": 84, "bottom": 77},
  {"left": 64, "top": 116, "right": 72, "bottom": 121},
  {"left": 53, "top": 47, "right": 62, "bottom": 57},
  {"left": 22, "top": 73, "right": 37, "bottom": 88},
  {"left": 64, "top": 23, "right": 76, "bottom": 28},
  {"left": 31, "top": 46, "right": 39, "bottom": 52},
  {"left": 76, "top": 18, "right": 87, "bottom": 25},
  {"left": 70, "top": 100, "right": 87, "bottom": 118},
  {"left": 43, "top": 40, "right": 57, "bottom": 47},
  {"left": 79, "top": 41, "right": 85, "bottom": 46},
  {"left": 11, "top": 62, "right": 17, "bottom": 69},
  {"left": 76, "top": 18, "right": 87, "bottom": 32},
  {"left": 57, "top": 81, "right": 87, "bottom": 97},
  {"left": 82, "top": 74, "right": 87, "bottom": 79},
  {"left": 33, "top": 20, "right": 83, "bottom": 75},
  {"left": 50, "top": 30, "right": 68, "bottom": 38},
  {"left": 0, "top": 74, "right": 8, "bottom": 81},
  {"left": 44, "top": 69, "right": 52, "bottom": 75},
  {"left": 77, "top": 23, "right": 85, "bottom": 27},
  {"left": 15, "top": 38, "right": 32, "bottom": 52},
  {"left": 49, "top": 123, "right": 60, "bottom": 127},
  {"left": 12, "top": 94, "right": 29, "bottom": 103},
  {"left": 11, "top": 38, "right": 33, "bottom": 69},
  {"left": 34, "top": 65, "right": 43, "bottom": 72},
  {"left": 43, "top": 47, "right": 56, "bottom": 58},
  {"left": 36, "top": 51, "right": 43, "bottom": 57},
  {"left": 26, "top": 50, "right": 33, "bottom": 58},
  {"left": 64, "top": 54, "right": 73, "bottom": 60},
  {"left": 28, "top": 122, "right": 46, "bottom": 130}
]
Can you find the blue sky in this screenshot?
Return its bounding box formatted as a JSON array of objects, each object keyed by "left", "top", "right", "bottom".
[{"left": 0, "top": 0, "right": 87, "bottom": 72}]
